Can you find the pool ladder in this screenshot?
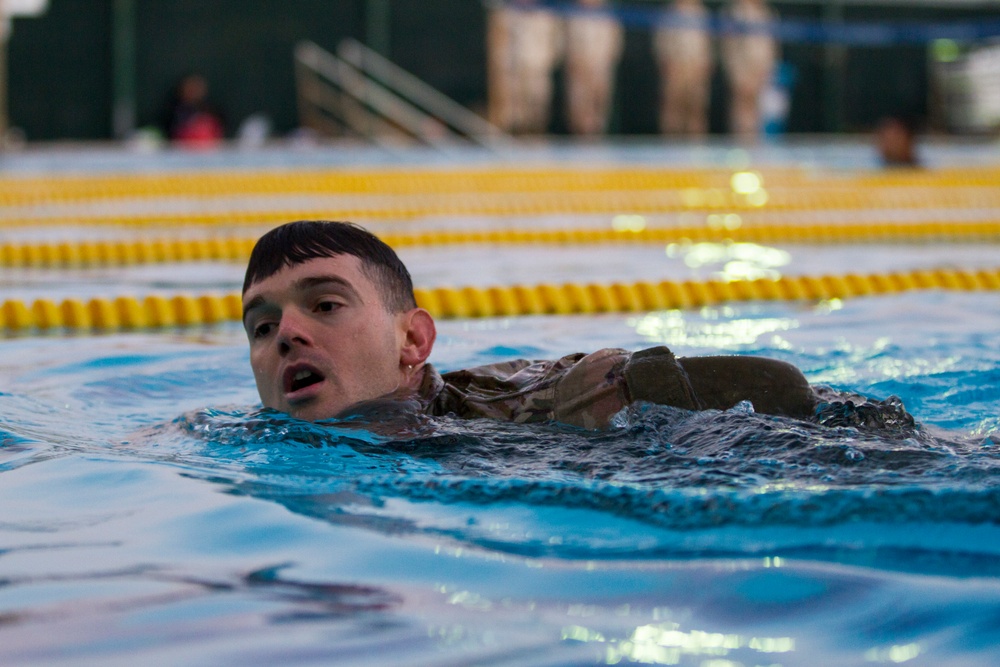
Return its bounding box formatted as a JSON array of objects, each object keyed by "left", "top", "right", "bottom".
[{"left": 294, "top": 38, "right": 511, "bottom": 149}]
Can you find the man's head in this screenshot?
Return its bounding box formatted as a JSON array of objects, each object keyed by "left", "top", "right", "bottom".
[
  {"left": 876, "top": 115, "right": 919, "bottom": 167},
  {"left": 243, "top": 220, "right": 417, "bottom": 312},
  {"left": 242, "top": 221, "right": 435, "bottom": 421}
]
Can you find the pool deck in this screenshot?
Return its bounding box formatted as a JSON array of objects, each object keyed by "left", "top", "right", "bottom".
[{"left": 2, "top": 135, "right": 999, "bottom": 173}]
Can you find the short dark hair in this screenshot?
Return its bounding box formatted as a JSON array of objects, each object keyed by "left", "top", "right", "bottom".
[
  {"left": 878, "top": 113, "right": 920, "bottom": 137},
  {"left": 242, "top": 220, "right": 416, "bottom": 313}
]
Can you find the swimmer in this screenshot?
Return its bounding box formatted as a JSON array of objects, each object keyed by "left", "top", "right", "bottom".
[
  {"left": 242, "top": 220, "right": 819, "bottom": 429},
  {"left": 876, "top": 115, "right": 920, "bottom": 168}
]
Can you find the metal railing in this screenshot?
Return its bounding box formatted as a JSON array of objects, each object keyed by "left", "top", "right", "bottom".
[{"left": 294, "top": 39, "right": 509, "bottom": 148}]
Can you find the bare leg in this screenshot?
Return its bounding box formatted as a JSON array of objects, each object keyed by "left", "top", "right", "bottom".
[
  {"left": 730, "top": 86, "right": 756, "bottom": 139},
  {"left": 588, "top": 68, "right": 613, "bottom": 135},
  {"left": 662, "top": 63, "right": 688, "bottom": 135},
  {"left": 486, "top": 10, "right": 514, "bottom": 130},
  {"left": 523, "top": 68, "right": 554, "bottom": 134},
  {"left": 567, "top": 65, "right": 600, "bottom": 135},
  {"left": 687, "top": 69, "right": 710, "bottom": 136}
]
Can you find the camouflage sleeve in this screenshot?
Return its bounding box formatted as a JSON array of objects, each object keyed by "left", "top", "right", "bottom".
[
  {"left": 537, "top": 347, "right": 703, "bottom": 428},
  {"left": 431, "top": 351, "right": 633, "bottom": 428},
  {"left": 428, "top": 347, "right": 704, "bottom": 429},
  {"left": 622, "top": 346, "right": 702, "bottom": 411},
  {"left": 431, "top": 357, "right": 564, "bottom": 423},
  {"left": 552, "top": 349, "right": 632, "bottom": 429}
]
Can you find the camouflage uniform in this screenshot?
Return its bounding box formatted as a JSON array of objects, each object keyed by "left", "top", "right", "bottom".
[{"left": 419, "top": 346, "right": 701, "bottom": 430}]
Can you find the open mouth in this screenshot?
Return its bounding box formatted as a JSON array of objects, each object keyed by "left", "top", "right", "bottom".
[{"left": 285, "top": 366, "right": 325, "bottom": 394}]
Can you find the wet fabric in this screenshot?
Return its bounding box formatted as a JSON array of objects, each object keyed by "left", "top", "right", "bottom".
[{"left": 419, "top": 346, "right": 700, "bottom": 429}]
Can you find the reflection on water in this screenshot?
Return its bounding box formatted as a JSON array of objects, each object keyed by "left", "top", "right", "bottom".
[
  {"left": 3, "top": 294, "right": 1000, "bottom": 665},
  {"left": 666, "top": 241, "right": 791, "bottom": 282},
  {"left": 564, "top": 620, "right": 796, "bottom": 665},
  {"left": 630, "top": 307, "right": 798, "bottom": 348}
]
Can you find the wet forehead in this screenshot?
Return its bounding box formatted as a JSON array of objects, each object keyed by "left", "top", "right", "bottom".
[{"left": 242, "top": 255, "right": 377, "bottom": 313}]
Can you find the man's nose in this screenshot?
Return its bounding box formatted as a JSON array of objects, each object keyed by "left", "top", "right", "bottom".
[{"left": 276, "top": 309, "right": 312, "bottom": 354}]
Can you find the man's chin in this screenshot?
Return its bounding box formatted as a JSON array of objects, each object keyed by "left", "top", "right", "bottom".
[{"left": 277, "top": 396, "right": 341, "bottom": 422}]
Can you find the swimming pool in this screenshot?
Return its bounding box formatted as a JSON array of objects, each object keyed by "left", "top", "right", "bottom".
[{"left": 3, "top": 142, "right": 1000, "bottom": 665}]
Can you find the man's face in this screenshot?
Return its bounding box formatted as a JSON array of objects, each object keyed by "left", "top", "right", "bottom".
[
  {"left": 877, "top": 120, "right": 912, "bottom": 163},
  {"left": 242, "top": 255, "right": 409, "bottom": 421}
]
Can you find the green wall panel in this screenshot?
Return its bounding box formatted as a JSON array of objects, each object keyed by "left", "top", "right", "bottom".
[
  {"left": 9, "top": 0, "right": 113, "bottom": 140},
  {"left": 6, "top": 0, "right": 997, "bottom": 141},
  {"left": 133, "top": 0, "right": 364, "bottom": 137}
]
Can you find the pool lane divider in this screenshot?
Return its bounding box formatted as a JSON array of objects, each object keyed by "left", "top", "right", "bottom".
[
  {"left": 4, "top": 185, "right": 1000, "bottom": 227},
  {"left": 2, "top": 167, "right": 999, "bottom": 206},
  {"left": 3, "top": 267, "right": 1000, "bottom": 334},
  {"left": 4, "top": 221, "right": 1000, "bottom": 268}
]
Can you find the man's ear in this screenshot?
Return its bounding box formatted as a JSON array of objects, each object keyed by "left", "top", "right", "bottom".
[{"left": 399, "top": 308, "right": 436, "bottom": 367}]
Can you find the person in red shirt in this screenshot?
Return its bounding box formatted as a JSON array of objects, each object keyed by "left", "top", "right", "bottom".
[{"left": 164, "top": 73, "right": 225, "bottom": 149}]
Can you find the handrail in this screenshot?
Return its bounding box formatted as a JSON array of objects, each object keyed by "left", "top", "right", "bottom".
[
  {"left": 295, "top": 45, "right": 382, "bottom": 142},
  {"left": 295, "top": 40, "right": 456, "bottom": 145},
  {"left": 294, "top": 40, "right": 510, "bottom": 148},
  {"left": 337, "top": 38, "right": 510, "bottom": 148}
]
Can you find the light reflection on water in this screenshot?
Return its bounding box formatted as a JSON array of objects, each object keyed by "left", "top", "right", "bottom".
[
  {"left": 666, "top": 242, "right": 791, "bottom": 282},
  {"left": 2, "top": 292, "right": 1000, "bottom": 665},
  {"left": 562, "top": 621, "right": 796, "bottom": 666},
  {"left": 630, "top": 307, "right": 798, "bottom": 349}
]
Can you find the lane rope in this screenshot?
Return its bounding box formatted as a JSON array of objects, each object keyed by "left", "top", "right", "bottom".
[
  {"left": 3, "top": 167, "right": 999, "bottom": 228},
  {"left": 4, "top": 187, "right": 1000, "bottom": 227},
  {"left": 3, "top": 167, "right": 1000, "bottom": 206},
  {"left": 4, "top": 267, "right": 999, "bottom": 334},
  {"left": 3, "top": 221, "right": 1000, "bottom": 269}
]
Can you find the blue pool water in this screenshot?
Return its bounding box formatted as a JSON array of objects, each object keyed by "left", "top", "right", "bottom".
[
  {"left": 4, "top": 139, "right": 1000, "bottom": 664},
  {"left": 3, "top": 290, "right": 1000, "bottom": 665}
]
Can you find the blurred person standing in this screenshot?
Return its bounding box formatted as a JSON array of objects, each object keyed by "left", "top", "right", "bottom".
[
  {"left": 653, "top": 0, "right": 713, "bottom": 136},
  {"left": 486, "top": 0, "right": 564, "bottom": 134},
  {"left": 163, "top": 73, "right": 225, "bottom": 149},
  {"left": 564, "top": 0, "right": 623, "bottom": 136},
  {"left": 720, "top": 0, "right": 777, "bottom": 140}
]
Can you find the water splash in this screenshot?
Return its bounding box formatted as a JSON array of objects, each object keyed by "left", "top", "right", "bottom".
[{"left": 152, "top": 396, "right": 1000, "bottom": 566}]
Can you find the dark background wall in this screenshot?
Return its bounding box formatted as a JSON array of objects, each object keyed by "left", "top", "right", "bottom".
[
  {"left": 132, "top": 1, "right": 366, "bottom": 139},
  {"left": 6, "top": 0, "right": 990, "bottom": 141},
  {"left": 9, "top": 0, "right": 114, "bottom": 140}
]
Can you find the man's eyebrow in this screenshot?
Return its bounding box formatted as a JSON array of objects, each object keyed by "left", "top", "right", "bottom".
[
  {"left": 242, "top": 275, "right": 362, "bottom": 322},
  {"left": 296, "top": 275, "right": 360, "bottom": 298},
  {"left": 242, "top": 295, "right": 266, "bottom": 323}
]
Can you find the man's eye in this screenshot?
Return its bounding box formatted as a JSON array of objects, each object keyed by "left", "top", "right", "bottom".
[
  {"left": 316, "top": 301, "right": 339, "bottom": 313},
  {"left": 253, "top": 322, "right": 275, "bottom": 339}
]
